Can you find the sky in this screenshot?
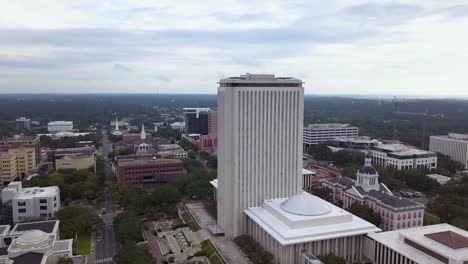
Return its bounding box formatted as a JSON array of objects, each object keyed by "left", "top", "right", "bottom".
[{"left": 1, "top": 0, "right": 468, "bottom": 97}]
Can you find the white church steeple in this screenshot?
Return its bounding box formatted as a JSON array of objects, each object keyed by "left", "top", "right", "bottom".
[
  {"left": 140, "top": 124, "right": 147, "bottom": 140},
  {"left": 115, "top": 117, "right": 119, "bottom": 131}
]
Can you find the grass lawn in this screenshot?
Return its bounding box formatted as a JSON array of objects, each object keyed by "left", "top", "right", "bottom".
[
  {"left": 424, "top": 213, "right": 441, "bottom": 226},
  {"left": 201, "top": 239, "right": 226, "bottom": 264},
  {"left": 74, "top": 232, "right": 92, "bottom": 255},
  {"left": 181, "top": 210, "right": 201, "bottom": 231}
]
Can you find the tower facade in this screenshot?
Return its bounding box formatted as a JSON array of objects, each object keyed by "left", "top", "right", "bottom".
[{"left": 217, "top": 73, "right": 304, "bottom": 237}]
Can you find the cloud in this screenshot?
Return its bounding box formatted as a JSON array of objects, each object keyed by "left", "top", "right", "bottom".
[
  {"left": 153, "top": 74, "right": 171, "bottom": 82},
  {"left": 114, "top": 63, "right": 132, "bottom": 72}
]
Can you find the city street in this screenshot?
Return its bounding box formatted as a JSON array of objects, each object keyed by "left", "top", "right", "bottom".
[{"left": 94, "top": 130, "right": 120, "bottom": 264}]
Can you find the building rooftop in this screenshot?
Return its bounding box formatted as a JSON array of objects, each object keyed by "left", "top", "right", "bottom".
[
  {"left": 374, "top": 143, "right": 436, "bottom": 157},
  {"left": 47, "top": 121, "right": 72, "bottom": 125},
  {"left": 427, "top": 174, "right": 452, "bottom": 185},
  {"left": 0, "top": 135, "right": 39, "bottom": 143},
  {"left": 12, "top": 252, "right": 45, "bottom": 264},
  {"left": 0, "top": 153, "right": 16, "bottom": 160},
  {"left": 158, "top": 144, "right": 184, "bottom": 151},
  {"left": 15, "top": 186, "right": 59, "bottom": 200},
  {"left": 11, "top": 220, "right": 58, "bottom": 235},
  {"left": 329, "top": 136, "right": 380, "bottom": 144},
  {"left": 431, "top": 133, "right": 468, "bottom": 141},
  {"left": 57, "top": 154, "right": 94, "bottom": 160},
  {"left": 302, "top": 168, "right": 315, "bottom": 175},
  {"left": 221, "top": 73, "right": 302, "bottom": 83},
  {"left": 117, "top": 157, "right": 182, "bottom": 166},
  {"left": 368, "top": 224, "right": 468, "bottom": 264},
  {"left": 245, "top": 192, "right": 380, "bottom": 245},
  {"left": 305, "top": 123, "right": 358, "bottom": 130}
]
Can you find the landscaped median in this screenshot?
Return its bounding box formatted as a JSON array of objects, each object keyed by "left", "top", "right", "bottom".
[
  {"left": 200, "top": 239, "right": 226, "bottom": 264},
  {"left": 180, "top": 207, "right": 201, "bottom": 231},
  {"left": 74, "top": 232, "right": 92, "bottom": 255}
]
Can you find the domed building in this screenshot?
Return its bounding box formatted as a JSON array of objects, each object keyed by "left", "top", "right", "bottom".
[
  {"left": 0, "top": 220, "right": 76, "bottom": 264},
  {"left": 322, "top": 156, "right": 426, "bottom": 231}
]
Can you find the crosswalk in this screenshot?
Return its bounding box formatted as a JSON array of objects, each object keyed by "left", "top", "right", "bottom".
[{"left": 96, "top": 257, "right": 114, "bottom": 263}]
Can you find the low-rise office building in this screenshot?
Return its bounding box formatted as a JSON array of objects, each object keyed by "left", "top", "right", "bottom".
[
  {"left": 0, "top": 135, "right": 41, "bottom": 164},
  {"left": 157, "top": 144, "right": 188, "bottom": 158},
  {"left": 55, "top": 154, "right": 95, "bottom": 171},
  {"left": 47, "top": 121, "right": 73, "bottom": 133},
  {"left": 328, "top": 137, "right": 437, "bottom": 171},
  {"left": 0, "top": 220, "right": 76, "bottom": 264},
  {"left": 8, "top": 147, "right": 37, "bottom": 178},
  {"left": 170, "top": 122, "right": 185, "bottom": 132},
  {"left": 430, "top": 133, "right": 468, "bottom": 170},
  {"left": 322, "top": 157, "right": 425, "bottom": 231},
  {"left": 364, "top": 223, "right": 468, "bottom": 264},
  {"left": 0, "top": 153, "right": 17, "bottom": 185},
  {"left": 115, "top": 155, "right": 186, "bottom": 188},
  {"left": 2, "top": 182, "right": 61, "bottom": 224},
  {"left": 371, "top": 144, "right": 437, "bottom": 171},
  {"left": 303, "top": 123, "right": 359, "bottom": 148}
]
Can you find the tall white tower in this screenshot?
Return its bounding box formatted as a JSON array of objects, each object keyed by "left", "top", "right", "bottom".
[
  {"left": 217, "top": 73, "right": 304, "bottom": 237},
  {"left": 140, "top": 124, "right": 147, "bottom": 140},
  {"left": 115, "top": 117, "right": 120, "bottom": 131}
]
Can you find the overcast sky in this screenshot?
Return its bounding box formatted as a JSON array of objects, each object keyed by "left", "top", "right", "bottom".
[{"left": 1, "top": 0, "right": 468, "bottom": 96}]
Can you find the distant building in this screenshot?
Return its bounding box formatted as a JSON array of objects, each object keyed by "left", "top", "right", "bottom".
[
  {"left": 114, "top": 155, "right": 186, "bottom": 188},
  {"left": 115, "top": 125, "right": 160, "bottom": 155},
  {"left": 430, "top": 133, "right": 468, "bottom": 170},
  {"left": 371, "top": 143, "right": 437, "bottom": 171},
  {"left": 182, "top": 134, "right": 217, "bottom": 151},
  {"left": 0, "top": 220, "right": 75, "bottom": 264},
  {"left": 15, "top": 117, "right": 31, "bottom": 131},
  {"left": 327, "top": 136, "right": 381, "bottom": 152},
  {"left": 111, "top": 117, "right": 124, "bottom": 136},
  {"left": 208, "top": 109, "right": 217, "bottom": 136},
  {"left": 364, "top": 224, "right": 468, "bottom": 264},
  {"left": 302, "top": 168, "right": 317, "bottom": 191},
  {"left": 75, "top": 141, "right": 94, "bottom": 148},
  {"left": 8, "top": 147, "right": 37, "bottom": 178},
  {"left": 157, "top": 144, "right": 188, "bottom": 158},
  {"left": 2, "top": 182, "right": 60, "bottom": 224},
  {"left": 53, "top": 146, "right": 97, "bottom": 157},
  {"left": 427, "top": 174, "right": 452, "bottom": 185},
  {"left": 303, "top": 123, "right": 359, "bottom": 148},
  {"left": 322, "top": 156, "right": 425, "bottom": 231},
  {"left": 55, "top": 154, "right": 95, "bottom": 171},
  {"left": 170, "top": 122, "right": 185, "bottom": 132},
  {"left": 47, "top": 121, "right": 73, "bottom": 133},
  {"left": 327, "top": 137, "right": 437, "bottom": 171},
  {"left": 183, "top": 108, "right": 210, "bottom": 135},
  {"left": 0, "top": 135, "right": 41, "bottom": 164},
  {"left": 0, "top": 153, "right": 17, "bottom": 185}
]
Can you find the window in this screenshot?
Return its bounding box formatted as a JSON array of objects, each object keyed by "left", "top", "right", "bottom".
[
  {"left": 40, "top": 206, "right": 48, "bottom": 210},
  {"left": 17, "top": 201, "right": 26, "bottom": 206},
  {"left": 18, "top": 208, "right": 26, "bottom": 213},
  {"left": 40, "top": 213, "right": 48, "bottom": 217},
  {"left": 39, "top": 199, "right": 47, "bottom": 204}
]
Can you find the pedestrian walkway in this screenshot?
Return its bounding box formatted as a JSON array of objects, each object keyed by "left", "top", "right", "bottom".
[{"left": 186, "top": 203, "right": 251, "bottom": 264}]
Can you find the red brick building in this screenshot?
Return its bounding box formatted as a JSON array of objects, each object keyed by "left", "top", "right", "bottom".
[
  {"left": 0, "top": 135, "right": 41, "bottom": 164},
  {"left": 115, "top": 156, "right": 186, "bottom": 188}
]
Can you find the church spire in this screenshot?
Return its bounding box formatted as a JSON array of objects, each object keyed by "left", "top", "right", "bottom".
[
  {"left": 115, "top": 117, "right": 119, "bottom": 131},
  {"left": 140, "top": 124, "right": 147, "bottom": 140}
]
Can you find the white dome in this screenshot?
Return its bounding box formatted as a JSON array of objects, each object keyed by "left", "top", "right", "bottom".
[
  {"left": 16, "top": 230, "right": 48, "bottom": 244},
  {"left": 280, "top": 192, "right": 332, "bottom": 216}
]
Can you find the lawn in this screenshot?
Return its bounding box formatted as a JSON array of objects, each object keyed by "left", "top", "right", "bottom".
[
  {"left": 74, "top": 232, "right": 92, "bottom": 255},
  {"left": 181, "top": 211, "right": 201, "bottom": 231},
  {"left": 201, "top": 239, "right": 226, "bottom": 264}
]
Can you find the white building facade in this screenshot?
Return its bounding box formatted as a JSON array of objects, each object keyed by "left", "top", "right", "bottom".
[
  {"left": 430, "top": 133, "right": 468, "bottom": 170},
  {"left": 371, "top": 144, "right": 437, "bottom": 171},
  {"left": 47, "top": 121, "right": 73, "bottom": 133},
  {"left": 217, "top": 73, "right": 304, "bottom": 237},
  {"left": 303, "top": 123, "right": 359, "bottom": 148},
  {"left": 2, "top": 182, "right": 61, "bottom": 223},
  {"left": 364, "top": 224, "right": 468, "bottom": 264}
]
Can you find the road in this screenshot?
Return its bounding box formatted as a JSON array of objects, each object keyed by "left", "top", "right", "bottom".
[{"left": 94, "top": 130, "right": 120, "bottom": 264}]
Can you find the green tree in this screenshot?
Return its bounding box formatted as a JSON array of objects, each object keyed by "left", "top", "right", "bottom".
[
  {"left": 114, "top": 212, "right": 143, "bottom": 243},
  {"left": 56, "top": 206, "right": 102, "bottom": 238},
  {"left": 115, "top": 243, "right": 156, "bottom": 264},
  {"left": 348, "top": 203, "right": 381, "bottom": 226}
]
